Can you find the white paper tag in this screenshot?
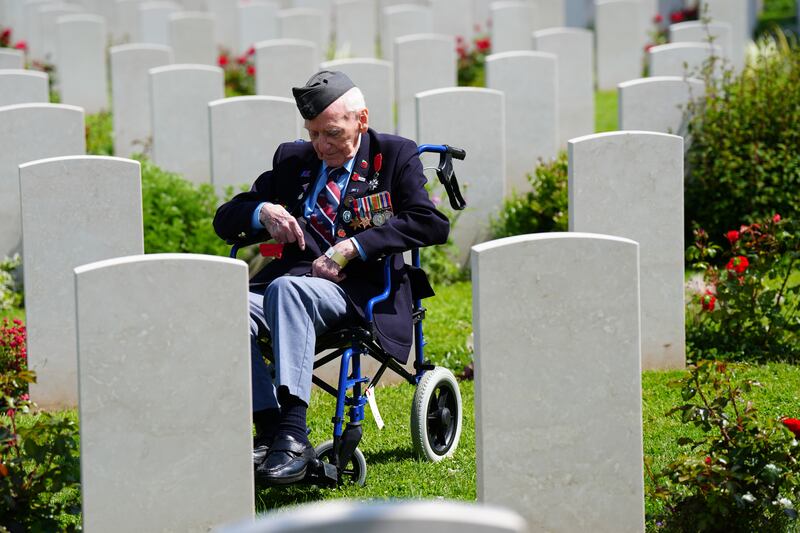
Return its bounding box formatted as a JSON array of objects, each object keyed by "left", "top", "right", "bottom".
[{"left": 365, "top": 387, "right": 385, "bottom": 430}]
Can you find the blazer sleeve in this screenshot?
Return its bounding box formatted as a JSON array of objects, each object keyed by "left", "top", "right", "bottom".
[
  {"left": 213, "top": 144, "right": 283, "bottom": 243},
  {"left": 354, "top": 139, "right": 450, "bottom": 258}
]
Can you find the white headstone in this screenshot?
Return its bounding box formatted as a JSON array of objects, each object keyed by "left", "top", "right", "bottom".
[
  {"left": 490, "top": 2, "right": 533, "bottom": 53},
  {"left": 56, "top": 14, "right": 108, "bottom": 113},
  {"left": 216, "top": 500, "right": 527, "bottom": 533},
  {"left": 19, "top": 156, "right": 143, "bottom": 409},
  {"left": 38, "top": 2, "right": 84, "bottom": 62},
  {"left": 209, "top": 95, "right": 300, "bottom": 193},
  {"left": 23, "top": 0, "right": 50, "bottom": 56},
  {"left": 595, "top": 0, "right": 644, "bottom": 90},
  {"left": 486, "top": 51, "right": 557, "bottom": 193},
  {"left": 700, "top": 0, "right": 749, "bottom": 71},
  {"left": 472, "top": 0, "right": 493, "bottom": 30},
  {"left": 0, "top": 103, "right": 85, "bottom": 258},
  {"left": 110, "top": 43, "right": 173, "bottom": 158},
  {"left": 532, "top": 27, "right": 594, "bottom": 147},
  {"left": 279, "top": 8, "right": 327, "bottom": 63},
  {"left": 149, "top": 64, "right": 224, "bottom": 183},
  {"left": 169, "top": 11, "right": 216, "bottom": 64},
  {"left": 75, "top": 254, "right": 253, "bottom": 532},
  {"left": 334, "top": 0, "right": 376, "bottom": 58},
  {"left": 416, "top": 87, "right": 505, "bottom": 264},
  {"left": 0, "top": 49, "right": 24, "bottom": 69},
  {"left": 395, "top": 34, "right": 456, "bottom": 139},
  {"left": 292, "top": 0, "right": 332, "bottom": 53},
  {"left": 115, "top": 0, "right": 145, "bottom": 42},
  {"left": 0, "top": 69, "right": 48, "bottom": 106},
  {"left": 569, "top": 131, "right": 685, "bottom": 369},
  {"left": 239, "top": 1, "right": 279, "bottom": 53},
  {"left": 320, "top": 58, "right": 393, "bottom": 133},
  {"left": 208, "top": 0, "right": 239, "bottom": 51},
  {"left": 531, "top": 0, "right": 565, "bottom": 29},
  {"left": 138, "top": 1, "right": 181, "bottom": 45},
  {"left": 381, "top": 4, "right": 433, "bottom": 61},
  {"left": 472, "top": 232, "right": 644, "bottom": 532},
  {"left": 648, "top": 42, "right": 721, "bottom": 78},
  {"left": 618, "top": 76, "right": 704, "bottom": 134},
  {"left": 254, "top": 39, "right": 317, "bottom": 98},
  {"left": 670, "top": 21, "right": 733, "bottom": 67},
  {"left": 430, "top": 0, "right": 473, "bottom": 39}
]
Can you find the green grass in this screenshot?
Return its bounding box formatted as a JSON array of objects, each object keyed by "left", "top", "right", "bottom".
[
  {"left": 421, "top": 281, "right": 473, "bottom": 372},
  {"left": 0, "top": 306, "right": 24, "bottom": 322},
  {"left": 595, "top": 89, "right": 618, "bottom": 133}
]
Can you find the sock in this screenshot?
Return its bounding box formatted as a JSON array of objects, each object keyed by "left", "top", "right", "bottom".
[
  {"left": 277, "top": 387, "right": 310, "bottom": 445},
  {"left": 253, "top": 408, "right": 280, "bottom": 444}
]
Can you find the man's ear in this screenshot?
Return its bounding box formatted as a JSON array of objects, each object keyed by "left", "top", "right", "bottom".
[{"left": 358, "top": 108, "right": 369, "bottom": 133}]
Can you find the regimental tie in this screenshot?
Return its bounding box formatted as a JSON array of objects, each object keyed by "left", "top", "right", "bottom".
[{"left": 309, "top": 166, "right": 344, "bottom": 244}]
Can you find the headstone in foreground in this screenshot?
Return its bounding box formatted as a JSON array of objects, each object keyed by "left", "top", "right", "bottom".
[
  {"left": 20, "top": 156, "right": 143, "bottom": 409},
  {"left": 75, "top": 254, "right": 253, "bottom": 532},
  {"left": 569, "top": 131, "right": 685, "bottom": 370},
  {"left": 472, "top": 232, "right": 644, "bottom": 533}
]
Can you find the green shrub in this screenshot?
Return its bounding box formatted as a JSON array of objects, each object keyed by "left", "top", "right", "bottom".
[
  {"left": 420, "top": 204, "right": 468, "bottom": 286},
  {"left": 457, "top": 34, "right": 490, "bottom": 87},
  {"left": 649, "top": 360, "right": 800, "bottom": 532},
  {"left": 0, "top": 256, "right": 22, "bottom": 312},
  {"left": 685, "top": 32, "right": 800, "bottom": 247},
  {"left": 138, "top": 157, "right": 229, "bottom": 256},
  {"left": 85, "top": 111, "right": 114, "bottom": 156},
  {"left": 686, "top": 215, "right": 800, "bottom": 363},
  {"left": 490, "top": 151, "right": 568, "bottom": 239}
]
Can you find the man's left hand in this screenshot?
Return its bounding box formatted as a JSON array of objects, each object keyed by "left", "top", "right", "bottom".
[{"left": 311, "top": 239, "right": 359, "bottom": 282}]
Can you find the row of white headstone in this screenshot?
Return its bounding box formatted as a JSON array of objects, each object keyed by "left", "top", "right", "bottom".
[{"left": 6, "top": 141, "right": 663, "bottom": 531}]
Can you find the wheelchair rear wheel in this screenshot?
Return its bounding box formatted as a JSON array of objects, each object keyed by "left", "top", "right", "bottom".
[
  {"left": 314, "top": 440, "right": 367, "bottom": 486},
  {"left": 411, "top": 367, "right": 463, "bottom": 462}
]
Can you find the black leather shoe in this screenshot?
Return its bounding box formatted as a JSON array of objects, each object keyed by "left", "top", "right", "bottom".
[
  {"left": 255, "top": 434, "right": 315, "bottom": 485},
  {"left": 253, "top": 433, "right": 275, "bottom": 466}
]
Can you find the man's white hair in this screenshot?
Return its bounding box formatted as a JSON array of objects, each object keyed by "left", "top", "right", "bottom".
[{"left": 339, "top": 87, "right": 367, "bottom": 113}]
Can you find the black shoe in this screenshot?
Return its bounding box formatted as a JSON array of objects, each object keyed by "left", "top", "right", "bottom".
[
  {"left": 253, "top": 433, "right": 275, "bottom": 466},
  {"left": 255, "top": 434, "right": 315, "bottom": 485}
]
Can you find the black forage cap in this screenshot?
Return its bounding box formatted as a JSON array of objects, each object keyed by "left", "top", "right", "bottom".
[{"left": 292, "top": 70, "right": 356, "bottom": 120}]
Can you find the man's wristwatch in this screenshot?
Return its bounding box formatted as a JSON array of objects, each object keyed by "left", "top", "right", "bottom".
[{"left": 324, "top": 247, "right": 349, "bottom": 268}]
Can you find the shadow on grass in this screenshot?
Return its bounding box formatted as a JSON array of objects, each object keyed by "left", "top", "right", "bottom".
[{"left": 363, "top": 446, "right": 416, "bottom": 465}]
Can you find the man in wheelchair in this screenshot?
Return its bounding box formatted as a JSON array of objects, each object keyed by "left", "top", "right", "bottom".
[{"left": 213, "top": 71, "right": 450, "bottom": 485}]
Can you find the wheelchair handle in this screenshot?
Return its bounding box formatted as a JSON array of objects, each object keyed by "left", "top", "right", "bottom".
[{"left": 416, "top": 144, "right": 467, "bottom": 211}]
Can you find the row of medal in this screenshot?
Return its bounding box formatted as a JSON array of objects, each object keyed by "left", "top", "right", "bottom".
[{"left": 335, "top": 190, "right": 394, "bottom": 237}]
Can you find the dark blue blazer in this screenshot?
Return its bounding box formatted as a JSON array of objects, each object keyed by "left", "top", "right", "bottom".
[{"left": 213, "top": 128, "right": 450, "bottom": 362}]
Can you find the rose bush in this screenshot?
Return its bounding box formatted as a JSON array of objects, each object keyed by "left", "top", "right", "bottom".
[
  {"left": 219, "top": 46, "right": 256, "bottom": 96},
  {"left": 686, "top": 215, "right": 799, "bottom": 363}
]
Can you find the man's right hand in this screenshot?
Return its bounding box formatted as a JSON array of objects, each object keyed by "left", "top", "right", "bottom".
[{"left": 259, "top": 203, "right": 306, "bottom": 250}]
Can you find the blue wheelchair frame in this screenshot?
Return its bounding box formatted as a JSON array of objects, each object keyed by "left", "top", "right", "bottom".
[{"left": 231, "top": 144, "right": 466, "bottom": 485}]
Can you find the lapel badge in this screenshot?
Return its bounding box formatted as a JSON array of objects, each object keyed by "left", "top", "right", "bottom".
[
  {"left": 342, "top": 210, "right": 353, "bottom": 223},
  {"left": 352, "top": 172, "right": 365, "bottom": 182},
  {"left": 343, "top": 195, "right": 355, "bottom": 207},
  {"left": 360, "top": 159, "right": 368, "bottom": 169},
  {"left": 373, "top": 153, "right": 382, "bottom": 172},
  {"left": 368, "top": 178, "right": 379, "bottom": 191},
  {"left": 337, "top": 228, "right": 347, "bottom": 238}
]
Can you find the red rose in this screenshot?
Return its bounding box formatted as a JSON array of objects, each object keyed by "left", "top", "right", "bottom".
[
  {"left": 475, "top": 37, "right": 490, "bottom": 52},
  {"left": 670, "top": 11, "right": 685, "bottom": 23},
  {"left": 773, "top": 214, "right": 781, "bottom": 223},
  {"left": 246, "top": 64, "right": 255, "bottom": 76},
  {"left": 726, "top": 256, "right": 749, "bottom": 274},
  {"left": 14, "top": 40, "right": 27, "bottom": 51},
  {"left": 217, "top": 54, "right": 228, "bottom": 66},
  {"left": 704, "top": 456, "right": 712, "bottom": 465},
  {"left": 247, "top": 46, "right": 255, "bottom": 56},
  {"left": 700, "top": 291, "right": 716, "bottom": 312},
  {"left": 783, "top": 418, "right": 800, "bottom": 438},
  {"left": 725, "top": 230, "right": 740, "bottom": 244},
  {"left": 653, "top": 14, "right": 663, "bottom": 23},
  {"left": 237, "top": 55, "right": 247, "bottom": 65}
]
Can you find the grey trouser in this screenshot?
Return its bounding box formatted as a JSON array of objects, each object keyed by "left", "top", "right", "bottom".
[{"left": 248, "top": 275, "right": 350, "bottom": 411}]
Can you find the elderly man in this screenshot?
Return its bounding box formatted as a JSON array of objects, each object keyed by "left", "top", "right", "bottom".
[{"left": 213, "top": 71, "right": 449, "bottom": 485}]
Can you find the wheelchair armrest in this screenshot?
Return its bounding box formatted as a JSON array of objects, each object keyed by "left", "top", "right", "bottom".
[{"left": 364, "top": 256, "right": 393, "bottom": 323}]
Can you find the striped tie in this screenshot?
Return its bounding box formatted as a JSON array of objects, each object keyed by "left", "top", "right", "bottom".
[{"left": 309, "top": 167, "right": 343, "bottom": 244}]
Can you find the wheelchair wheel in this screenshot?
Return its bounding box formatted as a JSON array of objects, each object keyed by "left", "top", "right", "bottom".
[
  {"left": 314, "top": 440, "right": 367, "bottom": 486},
  {"left": 411, "top": 366, "right": 463, "bottom": 462}
]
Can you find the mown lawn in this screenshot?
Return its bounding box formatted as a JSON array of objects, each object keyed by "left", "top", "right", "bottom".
[{"left": 595, "top": 89, "right": 619, "bottom": 133}]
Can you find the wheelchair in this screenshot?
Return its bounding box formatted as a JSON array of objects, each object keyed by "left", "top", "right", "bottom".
[{"left": 230, "top": 144, "right": 467, "bottom": 487}]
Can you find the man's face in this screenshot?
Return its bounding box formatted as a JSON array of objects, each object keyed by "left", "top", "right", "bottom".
[{"left": 305, "top": 98, "right": 369, "bottom": 168}]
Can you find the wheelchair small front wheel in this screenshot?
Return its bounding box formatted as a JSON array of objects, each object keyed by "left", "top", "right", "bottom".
[
  {"left": 411, "top": 366, "right": 463, "bottom": 462},
  {"left": 314, "top": 440, "right": 367, "bottom": 486}
]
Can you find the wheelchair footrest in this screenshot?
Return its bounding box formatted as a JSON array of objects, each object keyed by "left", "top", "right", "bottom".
[{"left": 305, "top": 459, "right": 339, "bottom": 486}]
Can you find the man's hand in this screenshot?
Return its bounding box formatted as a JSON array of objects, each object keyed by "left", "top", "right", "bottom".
[
  {"left": 311, "top": 239, "right": 359, "bottom": 282},
  {"left": 260, "top": 203, "right": 305, "bottom": 250}
]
